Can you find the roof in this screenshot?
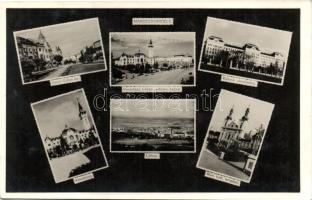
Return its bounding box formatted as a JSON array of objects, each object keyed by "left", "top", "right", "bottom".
[
  {"left": 16, "top": 36, "right": 37, "bottom": 46},
  {"left": 208, "top": 36, "right": 224, "bottom": 42},
  {"left": 224, "top": 43, "right": 243, "bottom": 50},
  {"left": 134, "top": 52, "right": 146, "bottom": 56},
  {"left": 243, "top": 43, "right": 260, "bottom": 51}
]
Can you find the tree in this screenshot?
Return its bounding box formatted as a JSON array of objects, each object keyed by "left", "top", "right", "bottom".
[
  {"left": 21, "top": 58, "right": 36, "bottom": 76},
  {"left": 53, "top": 55, "right": 63, "bottom": 64}
]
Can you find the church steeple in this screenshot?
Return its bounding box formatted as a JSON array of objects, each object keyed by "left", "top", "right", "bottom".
[
  {"left": 77, "top": 98, "right": 91, "bottom": 130},
  {"left": 224, "top": 105, "right": 234, "bottom": 126},
  {"left": 77, "top": 98, "right": 86, "bottom": 120},
  {"left": 38, "top": 30, "right": 46, "bottom": 44},
  {"left": 240, "top": 105, "right": 250, "bottom": 129}
]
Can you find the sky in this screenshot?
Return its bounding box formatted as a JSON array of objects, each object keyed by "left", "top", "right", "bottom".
[
  {"left": 111, "top": 32, "right": 195, "bottom": 58},
  {"left": 32, "top": 90, "right": 93, "bottom": 139},
  {"left": 111, "top": 99, "right": 195, "bottom": 119},
  {"left": 15, "top": 18, "right": 102, "bottom": 58},
  {"left": 209, "top": 90, "right": 274, "bottom": 134},
  {"left": 204, "top": 17, "right": 292, "bottom": 58}
]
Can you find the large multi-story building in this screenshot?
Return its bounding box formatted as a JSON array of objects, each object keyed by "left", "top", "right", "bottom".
[
  {"left": 16, "top": 30, "right": 62, "bottom": 62},
  {"left": 114, "top": 39, "right": 193, "bottom": 68},
  {"left": 44, "top": 100, "right": 98, "bottom": 159},
  {"left": 203, "top": 35, "right": 285, "bottom": 71}
]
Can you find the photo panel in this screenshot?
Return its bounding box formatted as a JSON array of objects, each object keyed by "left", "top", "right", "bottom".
[
  {"left": 110, "top": 99, "right": 196, "bottom": 153},
  {"left": 199, "top": 17, "right": 292, "bottom": 85},
  {"left": 197, "top": 89, "right": 274, "bottom": 184},
  {"left": 31, "top": 89, "right": 108, "bottom": 183},
  {"left": 110, "top": 32, "right": 196, "bottom": 87},
  {"left": 14, "top": 18, "right": 107, "bottom": 85}
]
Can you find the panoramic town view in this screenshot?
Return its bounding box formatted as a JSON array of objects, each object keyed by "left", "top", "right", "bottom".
[
  {"left": 111, "top": 99, "right": 195, "bottom": 152},
  {"left": 32, "top": 90, "right": 107, "bottom": 183},
  {"left": 197, "top": 90, "right": 274, "bottom": 182},
  {"left": 110, "top": 32, "right": 195, "bottom": 86},
  {"left": 200, "top": 17, "right": 292, "bottom": 84},
  {"left": 14, "top": 18, "right": 105, "bottom": 84}
]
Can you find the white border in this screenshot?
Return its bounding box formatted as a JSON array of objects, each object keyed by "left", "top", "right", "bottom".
[
  {"left": 196, "top": 89, "right": 275, "bottom": 184},
  {"left": 13, "top": 17, "right": 107, "bottom": 85},
  {"left": 109, "top": 32, "right": 196, "bottom": 87},
  {"left": 198, "top": 16, "right": 293, "bottom": 86},
  {"left": 0, "top": 1, "right": 311, "bottom": 200},
  {"left": 30, "top": 88, "right": 109, "bottom": 183},
  {"left": 109, "top": 98, "right": 196, "bottom": 153}
]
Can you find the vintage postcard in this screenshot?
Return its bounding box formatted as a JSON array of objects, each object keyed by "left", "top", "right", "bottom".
[
  {"left": 199, "top": 17, "right": 292, "bottom": 85},
  {"left": 110, "top": 32, "right": 196, "bottom": 87},
  {"left": 197, "top": 90, "right": 274, "bottom": 184},
  {"left": 31, "top": 89, "right": 108, "bottom": 183},
  {"left": 14, "top": 18, "right": 106, "bottom": 85},
  {"left": 110, "top": 99, "right": 196, "bottom": 153}
]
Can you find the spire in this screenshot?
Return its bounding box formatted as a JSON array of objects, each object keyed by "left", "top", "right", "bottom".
[
  {"left": 240, "top": 105, "right": 250, "bottom": 129},
  {"left": 148, "top": 39, "right": 153, "bottom": 48},
  {"left": 77, "top": 98, "right": 83, "bottom": 113},
  {"left": 224, "top": 105, "right": 234, "bottom": 126},
  {"left": 77, "top": 98, "right": 86, "bottom": 120},
  {"left": 38, "top": 30, "right": 46, "bottom": 43}
]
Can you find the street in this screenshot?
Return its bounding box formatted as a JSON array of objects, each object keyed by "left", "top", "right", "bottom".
[
  {"left": 39, "top": 62, "right": 105, "bottom": 80},
  {"left": 116, "top": 68, "right": 194, "bottom": 85},
  {"left": 198, "top": 149, "right": 250, "bottom": 182}
]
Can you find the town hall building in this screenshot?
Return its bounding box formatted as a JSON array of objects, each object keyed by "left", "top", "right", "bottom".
[
  {"left": 16, "top": 30, "right": 62, "bottom": 62},
  {"left": 114, "top": 39, "right": 193, "bottom": 68},
  {"left": 44, "top": 100, "right": 98, "bottom": 159}
]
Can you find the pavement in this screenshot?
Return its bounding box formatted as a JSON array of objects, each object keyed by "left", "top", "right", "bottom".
[
  {"left": 198, "top": 149, "right": 250, "bottom": 182},
  {"left": 116, "top": 68, "right": 194, "bottom": 85},
  {"left": 39, "top": 64, "right": 71, "bottom": 80}
]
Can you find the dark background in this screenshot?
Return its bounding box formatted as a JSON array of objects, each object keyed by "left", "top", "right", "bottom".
[{"left": 6, "top": 9, "right": 300, "bottom": 192}]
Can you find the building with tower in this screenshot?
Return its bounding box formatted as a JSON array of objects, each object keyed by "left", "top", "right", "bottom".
[
  {"left": 207, "top": 106, "right": 265, "bottom": 156},
  {"left": 16, "top": 30, "right": 61, "bottom": 62},
  {"left": 44, "top": 99, "right": 99, "bottom": 159},
  {"left": 114, "top": 38, "right": 192, "bottom": 68}
]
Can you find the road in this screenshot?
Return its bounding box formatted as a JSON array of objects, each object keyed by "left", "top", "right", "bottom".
[
  {"left": 39, "top": 65, "right": 70, "bottom": 80},
  {"left": 198, "top": 149, "right": 250, "bottom": 182},
  {"left": 116, "top": 68, "right": 194, "bottom": 85},
  {"left": 39, "top": 62, "right": 105, "bottom": 80}
]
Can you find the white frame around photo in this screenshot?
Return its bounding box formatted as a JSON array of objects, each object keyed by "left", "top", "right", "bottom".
[
  {"left": 30, "top": 88, "right": 109, "bottom": 183},
  {"left": 13, "top": 17, "right": 107, "bottom": 85},
  {"left": 198, "top": 16, "right": 293, "bottom": 86},
  {"left": 109, "top": 98, "right": 197, "bottom": 153},
  {"left": 109, "top": 32, "right": 196, "bottom": 87},
  {"left": 196, "top": 89, "right": 275, "bottom": 184}
]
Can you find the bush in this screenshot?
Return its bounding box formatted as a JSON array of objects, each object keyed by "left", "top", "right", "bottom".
[{"left": 53, "top": 55, "right": 63, "bottom": 64}]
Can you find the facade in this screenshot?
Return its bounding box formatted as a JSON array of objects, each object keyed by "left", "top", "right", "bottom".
[
  {"left": 208, "top": 106, "right": 265, "bottom": 156},
  {"left": 203, "top": 35, "right": 285, "bottom": 71},
  {"left": 114, "top": 39, "right": 193, "bottom": 68},
  {"left": 44, "top": 100, "right": 98, "bottom": 159},
  {"left": 17, "top": 31, "right": 60, "bottom": 62}
]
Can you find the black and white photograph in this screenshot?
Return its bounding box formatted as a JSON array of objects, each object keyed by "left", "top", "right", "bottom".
[
  {"left": 199, "top": 17, "right": 292, "bottom": 85},
  {"left": 31, "top": 89, "right": 108, "bottom": 183},
  {"left": 110, "top": 99, "right": 196, "bottom": 152},
  {"left": 14, "top": 18, "right": 106, "bottom": 84},
  {"left": 110, "top": 32, "right": 195, "bottom": 86},
  {"left": 197, "top": 90, "right": 274, "bottom": 183}
]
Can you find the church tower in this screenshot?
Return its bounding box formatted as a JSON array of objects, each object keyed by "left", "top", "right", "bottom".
[
  {"left": 224, "top": 105, "right": 234, "bottom": 126},
  {"left": 240, "top": 106, "right": 250, "bottom": 129},
  {"left": 38, "top": 30, "right": 47, "bottom": 44},
  {"left": 77, "top": 99, "right": 91, "bottom": 130},
  {"left": 148, "top": 39, "right": 154, "bottom": 58}
]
